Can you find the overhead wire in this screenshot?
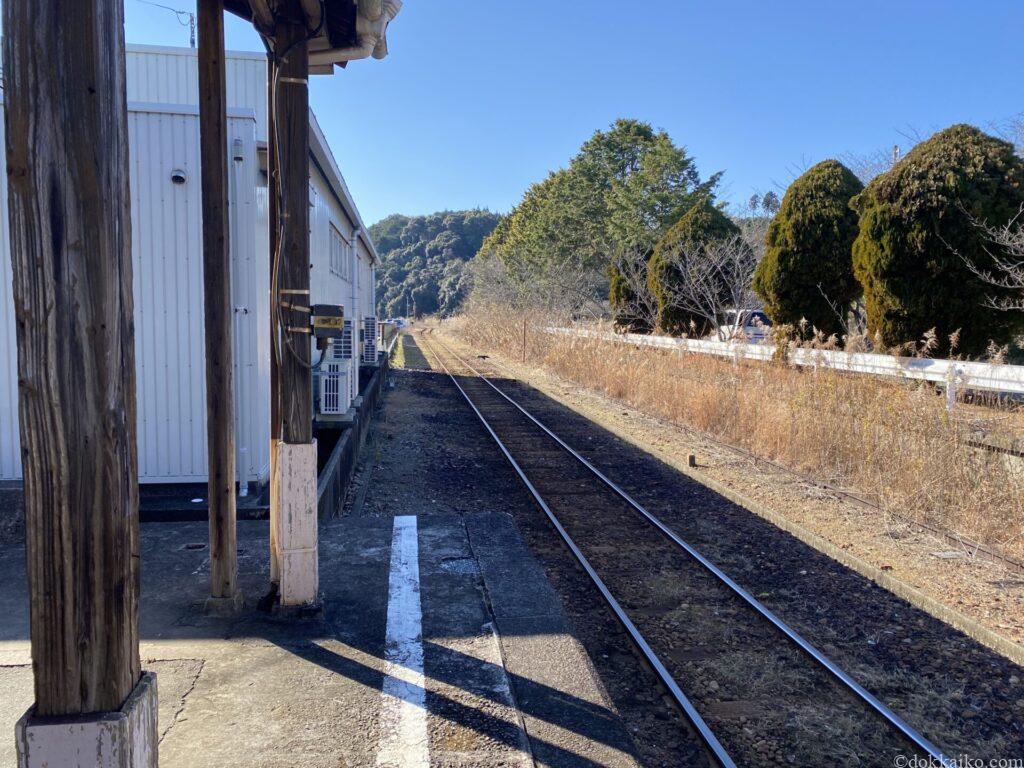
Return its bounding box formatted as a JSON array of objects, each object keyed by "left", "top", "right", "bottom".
[{"left": 132, "top": 0, "right": 196, "bottom": 47}]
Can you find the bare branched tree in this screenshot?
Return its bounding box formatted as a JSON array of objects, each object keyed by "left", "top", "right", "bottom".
[
  {"left": 660, "top": 233, "right": 760, "bottom": 340},
  {"left": 816, "top": 285, "right": 868, "bottom": 342},
  {"left": 989, "top": 112, "right": 1024, "bottom": 157},
  {"left": 469, "top": 252, "right": 527, "bottom": 308},
  {"left": 841, "top": 146, "right": 900, "bottom": 184},
  {"left": 841, "top": 126, "right": 930, "bottom": 184},
  {"left": 536, "top": 256, "right": 606, "bottom": 316},
  {"left": 473, "top": 242, "right": 605, "bottom": 318},
  {"left": 962, "top": 204, "right": 1024, "bottom": 312},
  {"left": 731, "top": 197, "right": 770, "bottom": 262}
]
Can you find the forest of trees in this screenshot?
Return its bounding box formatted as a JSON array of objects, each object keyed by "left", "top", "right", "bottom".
[{"left": 371, "top": 209, "right": 500, "bottom": 318}]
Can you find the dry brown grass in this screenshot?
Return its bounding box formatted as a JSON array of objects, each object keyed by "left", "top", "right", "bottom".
[{"left": 448, "top": 302, "right": 1024, "bottom": 560}]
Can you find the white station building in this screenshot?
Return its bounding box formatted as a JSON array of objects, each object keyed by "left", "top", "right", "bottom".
[{"left": 0, "top": 43, "right": 379, "bottom": 488}]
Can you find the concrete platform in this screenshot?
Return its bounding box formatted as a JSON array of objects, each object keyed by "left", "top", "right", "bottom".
[{"left": 0, "top": 512, "right": 639, "bottom": 768}]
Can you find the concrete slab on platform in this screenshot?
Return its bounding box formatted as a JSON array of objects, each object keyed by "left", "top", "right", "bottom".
[
  {"left": 0, "top": 508, "right": 638, "bottom": 768},
  {"left": 467, "top": 512, "right": 640, "bottom": 768}
]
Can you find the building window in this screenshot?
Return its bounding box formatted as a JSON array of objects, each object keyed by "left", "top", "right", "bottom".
[{"left": 329, "top": 223, "right": 349, "bottom": 279}]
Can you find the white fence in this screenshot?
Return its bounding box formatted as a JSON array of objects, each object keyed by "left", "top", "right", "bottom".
[
  {"left": 379, "top": 321, "right": 400, "bottom": 357},
  {"left": 548, "top": 327, "right": 1024, "bottom": 397}
]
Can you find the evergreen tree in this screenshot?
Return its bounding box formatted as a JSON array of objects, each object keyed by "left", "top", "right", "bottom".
[
  {"left": 752, "top": 160, "right": 863, "bottom": 336},
  {"left": 851, "top": 124, "right": 1024, "bottom": 356},
  {"left": 477, "top": 119, "right": 719, "bottom": 315},
  {"left": 647, "top": 198, "right": 741, "bottom": 336}
]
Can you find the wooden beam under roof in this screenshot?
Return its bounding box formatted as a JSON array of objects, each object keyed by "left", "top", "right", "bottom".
[
  {"left": 224, "top": 0, "right": 356, "bottom": 47},
  {"left": 224, "top": 0, "right": 399, "bottom": 73}
]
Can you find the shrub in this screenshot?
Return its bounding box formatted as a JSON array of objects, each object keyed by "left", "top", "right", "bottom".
[
  {"left": 608, "top": 261, "right": 652, "bottom": 333},
  {"left": 753, "top": 160, "right": 863, "bottom": 336},
  {"left": 851, "top": 124, "right": 1024, "bottom": 357},
  {"left": 647, "top": 198, "right": 740, "bottom": 335}
]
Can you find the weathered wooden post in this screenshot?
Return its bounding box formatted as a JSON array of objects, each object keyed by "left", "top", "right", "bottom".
[
  {"left": 223, "top": 0, "right": 401, "bottom": 609},
  {"left": 269, "top": 6, "right": 319, "bottom": 608},
  {"left": 4, "top": 1, "right": 157, "bottom": 765},
  {"left": 198, "top": 0, "right": 243, "bottom": 614},
  {"left": 268, "top": 54, "right": 282, "bottom": 590}
]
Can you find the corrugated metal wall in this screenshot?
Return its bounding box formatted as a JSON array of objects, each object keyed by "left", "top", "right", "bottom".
[
  {"left": 234, "top": 139, "right": 270, "bottom": 485},
  {"left": 126, "top": 45, "right": 269, "bottom": 141},
  {"left": 0, "top": 118, "right": 18, "bottom": 481},
  {"left": 0, "top": 107, "right": 263, "bottom": 484},
  {"left": 254, "top": 184, "right": 272, "bottom": 479},
  {"left": 309, "top": 166, "right": 359, "bottom": 410},
  {"left": 359, "top": 248, "right": 375, "bottom": 321},
  {"left": 129, "top": 107, "right": 263, "bottom": 483},
  {"left": 129, "top": 107, "right": 207, "bottom": 480},
  {"left": 1, "top": 45, "right": 372, "bottom": 484}
]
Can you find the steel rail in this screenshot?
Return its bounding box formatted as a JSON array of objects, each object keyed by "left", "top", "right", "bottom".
[
  {"left": 430, "top": 335, "right": 954, "bottom": 768},
  {"left": 481, "top": 353, "right": 1024, "bottom": 577},
  {"left": 421, "top": 335, "right": 737, "bottom": 768}
]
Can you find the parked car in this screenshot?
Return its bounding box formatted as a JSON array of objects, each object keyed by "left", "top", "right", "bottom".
[{"left": 717, "top": 309, "right": 771, "bottom": 342}]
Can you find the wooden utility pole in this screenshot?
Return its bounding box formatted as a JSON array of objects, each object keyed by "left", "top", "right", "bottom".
[
  {"left": 3, "top": 0, "right": 141, "bottom": 715},
  {"left": 268, "top": 53, "right": 282, "bottom": 587},
  {"left": 275, "top": 17, "right": 313, "bottom": 444},
  {"left": 198, "top": 0, "right": 241, "bottom": 611},
  {"left": 268, "top": 6, "right": 319, "bottom": 607}
]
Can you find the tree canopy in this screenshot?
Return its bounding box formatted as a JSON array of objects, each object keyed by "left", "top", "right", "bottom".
[
  {"left": 851, "top": 124, "right": 1024, "bottom": 356},
  {"left": 647, "top": 198, "right": 743, "bottom": 335},
  {"left": 752, "top": 160, "right": 863, "bottom": 336},
  {"left": 372, "top": 210, "right": 500, "bottom": 318},
  {"left": 477, "top": 119, "right": 720, "bottom": 310}
]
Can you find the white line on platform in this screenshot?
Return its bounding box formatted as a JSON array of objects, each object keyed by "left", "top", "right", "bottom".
[{"left": 378, "top": 515, "right": 429, "bottom": 768}]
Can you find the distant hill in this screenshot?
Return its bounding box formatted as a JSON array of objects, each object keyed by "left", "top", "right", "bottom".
[{"left": 371, "top": 209, "right": 501, "bottom": 318}]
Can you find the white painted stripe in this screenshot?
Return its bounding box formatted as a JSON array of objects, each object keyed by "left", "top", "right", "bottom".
[{"left": 378, "top": 515, "right": 429, "bottom": 768}]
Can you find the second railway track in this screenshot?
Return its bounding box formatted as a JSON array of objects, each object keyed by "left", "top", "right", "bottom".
[{"left": 420, "top": 331, "right": 954, "bottom": 768}]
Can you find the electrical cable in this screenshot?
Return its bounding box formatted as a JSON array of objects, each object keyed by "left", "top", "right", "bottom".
[
  {"left": 133, "top": 0, "right": 192, "bottom": 23},
  {"left": 269, "top": 0, "right": 327, "bottom": 375},
  {"left": 132, "top": 0, "right": 196, "bottom": 47},
  {"left": 312, "top": 345, "right": 327, "bottom": 370}
]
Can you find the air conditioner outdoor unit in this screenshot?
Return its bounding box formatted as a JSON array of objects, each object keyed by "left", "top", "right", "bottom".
[
  {"left": 334, "top": 321, "right": 354, "bottom": 361},
  {"left": 317, "top": 322, "right": 354, "bottom": 416},
  {"left": 362, "top": 316, "right": 378, "bottom": 363},
  {"left": 319, "top": 362, "right": 348, "bottom": 415}
]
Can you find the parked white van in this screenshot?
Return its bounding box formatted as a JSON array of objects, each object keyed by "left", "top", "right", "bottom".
[{"left": 717, "top": 309, "right": 771, "bottom": 342}]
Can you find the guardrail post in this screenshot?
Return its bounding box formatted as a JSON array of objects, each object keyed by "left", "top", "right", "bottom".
[{"left": 946, "top": 365, "right": 962, "bottom": 411}]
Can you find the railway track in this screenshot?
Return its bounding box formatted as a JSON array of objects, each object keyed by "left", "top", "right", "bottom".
[
  {"left": 420, "top": 332, "right": 954, "bottom": 768},
  {"left": 477, "top": 344, "right": 1024, "bottom": 577}
]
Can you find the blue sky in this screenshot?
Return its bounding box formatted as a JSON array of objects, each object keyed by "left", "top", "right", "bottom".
[{"left": 124, "top": 0, "right": 1024, "bottom": 225}]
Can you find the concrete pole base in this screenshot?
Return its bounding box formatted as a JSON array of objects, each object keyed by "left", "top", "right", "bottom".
[
  {"left": 15, "top": 671, "right": 158, "bottom": 768},
  {"left": 272, "top": 440, "right": 319, "bottom": 607},
  {"left": 205, "top": 588, "right": 245, "bottom": 616}
]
